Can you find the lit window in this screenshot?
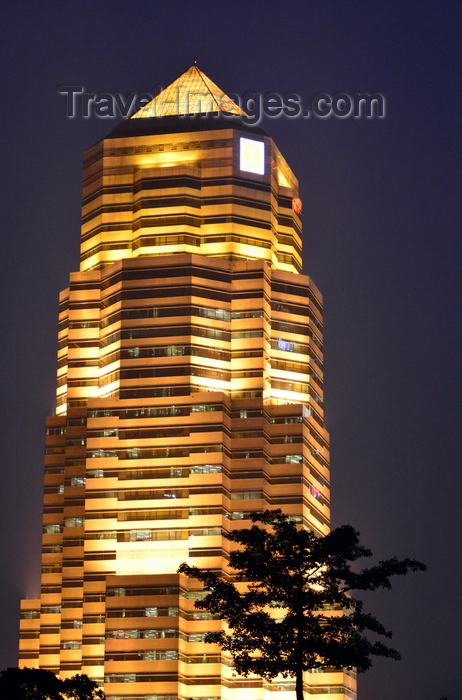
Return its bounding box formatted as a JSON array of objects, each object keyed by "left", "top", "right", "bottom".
[
  {"left": 190, "top": 465, "right": 221, "bottom": 474},
  {"left": 64, "top": 517, "right": 84, "bottom": 527},
  {"left": 277, "top": 338, "right": 292, "bottom": 351},
  {"left": 130, "top": 530, "right": 152, "bottom": 542},
  {"left": 126, "top": 449, "right": 140, "bottom": 459},
  {"left": 41, "top": 606, "right": 61, "bottom": 614},
  {"left": 166, "top": 345, "right": 185, "bottom": 356},
  {"left": 21, "top": 609, "right": 40, "bottom": 619},
  {"left": 87, "top": 469, "right": 104, "bottom": 478},
  {"left": 107, "top": 629, "right": 139, "bottom": 639},
  {"left": 188, "top": 633, "right": 207, "bottom": 642},
  {"left": 61, "top": 641, "right": 81, "bottom": 650},
  {"left": 103, "top": 428, "right": 118, "bottom": 437}
]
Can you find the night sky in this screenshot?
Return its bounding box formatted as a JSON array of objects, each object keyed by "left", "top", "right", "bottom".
[{"left": 1, "top": 2, "right": 461, "bottom": 698}]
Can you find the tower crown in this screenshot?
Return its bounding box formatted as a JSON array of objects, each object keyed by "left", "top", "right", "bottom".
[
  {"left": 130, "top": 65, "right": 245, "bottom": 118},
  {"left": 80, "top": 68, "right": 302, "bottom": 274}
]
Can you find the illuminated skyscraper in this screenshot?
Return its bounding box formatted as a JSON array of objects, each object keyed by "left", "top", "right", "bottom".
[{"left": 19, "top": 66, "right": 356, "bottom": 700}]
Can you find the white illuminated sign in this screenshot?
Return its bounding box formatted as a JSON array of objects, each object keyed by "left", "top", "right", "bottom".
[{"left": 240, "top": 137, "right": 265, "bottom": 175}]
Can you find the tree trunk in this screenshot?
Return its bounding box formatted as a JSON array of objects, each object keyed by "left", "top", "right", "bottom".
[
  {"left": 295, "top": 662, "right": 304, "bottom": 700},
  {"left": 294, "top": 598, "right": 305, "bottom": 700}
]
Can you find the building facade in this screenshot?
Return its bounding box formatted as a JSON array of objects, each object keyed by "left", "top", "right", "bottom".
[{"left": 19, "top": 66, "right": 356, "bottom": 700}]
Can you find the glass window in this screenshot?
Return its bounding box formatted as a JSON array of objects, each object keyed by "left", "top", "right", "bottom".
[
  {"left": 21, "top": 610, "right": 40, "bottom": 619},
  {"left": 109, "top": 587, "right": 126, "bottom": 597},
  {"left": 103, "top": 428, "right": 118, "bottom": 437},
  {"left": 230, "top": 491, "right": 263, "bottom": 500},
  {"left": 106, "top": 629, "right": 139, "bottom": 639},
  {"left": 127, "top": 449, "right": 140, "bottom": 459},
  {"left": 166, "top": 345, "right": 185, "bottom": 356},
  {"left": 230, "top": 511, "right": 244, "bottom": 520},
  {"left": 87, "top": 469, "right": 104, "bottom": 478},
  {"left": 130, "top": 530, "right": 152, "bottom": 542},
  {"left": 188, "top": 633, "right": 206, "bottom": 642},
  {"left": 64, "top": 517, "right": 84, "bottom": 527},
  {"left": 143, "top": 629, "right": 159, "bottom": 639},
  {"left": 41, "top": 606, "right": 62, "bottom": 614},
  {"left": 190, "top": 465, "right": 221, "bottom": 474},
  {"left": 61, "top": 641, "right": 82, "bottom": 650}
]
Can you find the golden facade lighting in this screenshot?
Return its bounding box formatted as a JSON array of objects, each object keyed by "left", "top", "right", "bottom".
[{"left": 19, "top": 66, "right": 356, "bottom": 700}]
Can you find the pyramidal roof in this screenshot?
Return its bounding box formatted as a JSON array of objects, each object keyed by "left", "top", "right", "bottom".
[{"left": 131, "top": 65, "right": 246, "bottom": 119}]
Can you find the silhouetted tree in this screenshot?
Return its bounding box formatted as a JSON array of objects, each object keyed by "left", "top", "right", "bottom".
[
  {"left": 62, "top": 674, "right": 105, "bottom": 700},
  {"left": 0, "top": 668, "right": 105, "bottom": 700},
  {"left": 179, "top": 509, "right": 426, "bottom": 700}
]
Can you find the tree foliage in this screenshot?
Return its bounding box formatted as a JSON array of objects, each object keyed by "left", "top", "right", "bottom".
[
  {"left": 0, "top": 668, "right": 105, "bottom": 700},
  {"left": 179, "top": 510, "right": 426, "bottom": 700}
]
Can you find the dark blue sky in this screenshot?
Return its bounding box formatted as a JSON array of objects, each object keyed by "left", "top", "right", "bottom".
[{"left": 1, "top": 2, "right": 461, "bottom": 698}]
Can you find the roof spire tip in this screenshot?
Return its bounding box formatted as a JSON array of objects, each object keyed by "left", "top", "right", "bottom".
[{"left": 130, "top": 64, "right": 246, "bottom": 118}]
